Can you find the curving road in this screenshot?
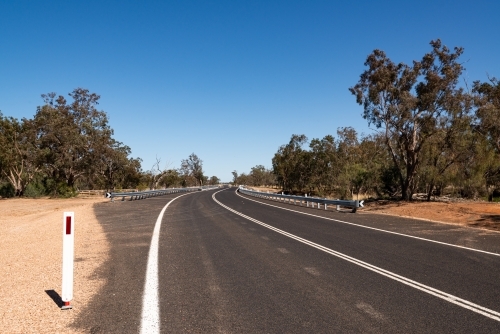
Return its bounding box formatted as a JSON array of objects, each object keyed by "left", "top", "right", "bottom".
[{"left": 72, "top": 187, "right": 500, "bottom": 333}]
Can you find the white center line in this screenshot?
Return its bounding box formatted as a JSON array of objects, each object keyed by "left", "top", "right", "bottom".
[{"left": 213, "top": 190, "right": 500, "bottom": 322}]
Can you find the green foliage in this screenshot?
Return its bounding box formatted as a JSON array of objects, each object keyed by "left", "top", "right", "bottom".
[
  {"left": 379, "top": 166, "right": 401, "bottom": 198},
  {"left": 233, "top": 166, "right": 275, "bottom": 187},
  {"left": 56, "top": 183, "right": 78, "bottom": 198},
  {"left": 0, "top": 89, "right": 143, "bottom": 196},
  {"left": 0, "top": 182, "right": 15, "bottom": 198},
  {"left": 24, "top": 182, "right": 46, "bottom": 198},
  {"left": 159, "top": 169, "right": 182, "bottom": 188},
  {"left": 350, "top": 39, "right": 470, "bottom": 200},
  {"left": 208, "top": 176, "right": 220, "bottom": 185},
  {"left": 180, "top": 153, "right": 205, "bottom": 186}
]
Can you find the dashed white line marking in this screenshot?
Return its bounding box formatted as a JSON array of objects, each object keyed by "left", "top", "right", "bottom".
[
  {"left": 140, "top": 192, "right": 195, "bottom": 334},
  {"left": 277, "top": 248, "right": 290, "bottom": 254},
  {"left": 213, "top": 189, "right": 500, "bottom": 322}
]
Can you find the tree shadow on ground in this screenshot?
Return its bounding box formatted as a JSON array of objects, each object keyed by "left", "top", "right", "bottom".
[{"left": 468, "top": 215, "right": 500, "bottom": 230}]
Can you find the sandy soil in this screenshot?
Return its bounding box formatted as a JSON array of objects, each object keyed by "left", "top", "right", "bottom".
[
  {"left": 1, "top": 190, "right": 499, "bottom": 333},
  {"left": 0, "top": 197, "right": 109, "bottom": 333},
  {"left": 362, "top": 200, "right": 500, "bottom": 231}
]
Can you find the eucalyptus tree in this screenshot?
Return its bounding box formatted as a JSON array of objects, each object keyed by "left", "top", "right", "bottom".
[
  {"left": 231, "top": 170, "right": 239, "bottom": 185},
  {"left": 473, "top": 77, "right": 500, "bottom": 198},
  {"left": 336, "top": 127, "right": 362, "bottom": 198},
  {"left": 250, "top": 165, "right": 266, "bottom": 186},
  {"left": 350, "top": 39, "right": 469, "bottom": 200},
  {"left": 0, "top": 114, "right": 40, "bottom": 196},
  {"left": 97, "top": 140, "right": 134, "bottom": 191},
  {"left": 308, "top": 135, "right": 337, "bottom": 195},
  {"left": 158, "top": 169, "right": 182, "bottom": 188},
  {"left": 473, "top": 77, "right": 500, "bottom": 153},
  {"left": 417, "top": 107, "right": 474, "bottom": 200},
  {"left": 118, "top": 157, "right": 143, "bottom": 189},
  {"left": 208, "top": 176, "right": 220, "bottom": 185},
  {"left": 355, "top": 133, "right": 390, "bottom": 198},
  {"left": 34, "top": 88, "right": 114, "bottom": 191},
  {"left": 272, "top": 134, "right": 308, "bottom": 192},
  {"left": 180, "top": 153, "right": 205, "bottom": 186}
]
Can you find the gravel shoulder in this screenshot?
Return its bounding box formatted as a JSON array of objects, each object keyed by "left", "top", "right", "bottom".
[{"left": 0, "top": 197, "right": 109, "bottom": 334}]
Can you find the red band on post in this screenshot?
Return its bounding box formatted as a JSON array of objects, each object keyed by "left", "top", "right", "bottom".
[{"left": 66, "top": 216, "right": 71, "bottom": 235}]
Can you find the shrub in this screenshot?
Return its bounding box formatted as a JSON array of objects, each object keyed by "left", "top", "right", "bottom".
[
  {"left": 0, "top": 182, "right": 15, "bottom": 198},
  {"left": 24, "top": 182, "right": 46, "bottom": 198}
]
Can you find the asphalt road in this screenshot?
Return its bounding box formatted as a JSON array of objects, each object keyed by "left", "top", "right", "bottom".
[{"left": 72, "top": 187, "right": 500, "bottom": 333}]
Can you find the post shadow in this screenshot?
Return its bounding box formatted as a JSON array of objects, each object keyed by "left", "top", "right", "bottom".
[{"left": 45, "top": 289, "right": 64, "bottom": 308}]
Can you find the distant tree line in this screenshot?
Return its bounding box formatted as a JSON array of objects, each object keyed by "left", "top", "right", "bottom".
[
  {"left": 0, "top": 89, "right": 220, "bottom": 197},
  {"left": 272, "top": 40, "right": 500, "bottom": 201},
  {"left": 143, "top": 153, "right": 220, "bottom": 190},
  {"left": 231, "top": 165, "right": 277, "bottom": 187}
]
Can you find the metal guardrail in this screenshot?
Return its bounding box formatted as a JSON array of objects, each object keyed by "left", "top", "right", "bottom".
[
  {"left": 79, "top": 189, "right": 138, "bottom": 196},
  {"left": 238, "top": 186, "right": 364, "bottom": 213},
  {"left": 106, "top": 186, "right": 220, "bottom": 202}
]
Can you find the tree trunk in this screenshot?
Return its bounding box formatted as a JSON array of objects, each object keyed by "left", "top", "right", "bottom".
[{"left": 426, "top": 181, "right": 435, "bottom": 202}]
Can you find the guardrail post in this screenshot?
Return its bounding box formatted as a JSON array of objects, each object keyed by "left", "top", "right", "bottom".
[{"left": 352, "top": 200, "right": 359, "bottom": 213}]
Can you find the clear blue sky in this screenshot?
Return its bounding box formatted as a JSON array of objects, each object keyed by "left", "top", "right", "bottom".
[{"left": 1, "top": 0, "right": 499, "bottom": 182}]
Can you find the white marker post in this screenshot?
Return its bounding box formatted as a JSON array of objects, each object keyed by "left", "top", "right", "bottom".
[{"left": 61, "top": 212, "right": 74, "bottom": 310}]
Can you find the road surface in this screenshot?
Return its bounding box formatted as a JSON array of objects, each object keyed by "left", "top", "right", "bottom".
[{"left": 71, "top": 187, "right": 500, "bottom": 333}]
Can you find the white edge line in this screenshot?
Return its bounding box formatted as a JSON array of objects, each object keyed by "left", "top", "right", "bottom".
[
  {"left": 213, "top": 189, "right": 500, "bottom": 322},
  {"left": 234, "top": 189, "right": 500, "bottom": 257},
  {"left": 140, "top": 192, "right": 196, "bottom": 334}
]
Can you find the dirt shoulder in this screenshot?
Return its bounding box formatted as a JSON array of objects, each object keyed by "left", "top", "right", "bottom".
[
  {"left": 362, "top": 200, "right": 500, "bottom": 232},
  {"left": 0, "top": 197, "right": 109, "bottom": 333}
]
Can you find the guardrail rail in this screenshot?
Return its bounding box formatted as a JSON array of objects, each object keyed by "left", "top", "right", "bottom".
[
  {"left": 106, "top": 185, "right": 220, "bottom": 202},
  {"left": 238, "top": 186, "right": 363, "bottom": 213}
]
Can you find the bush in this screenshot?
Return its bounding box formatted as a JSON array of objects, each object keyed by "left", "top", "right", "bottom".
[
  {"left": 56, "top": 182, "right": 78, "bottom": 198},
  {"left": 0, "top": 182, "right": 15, "bottom": 198},
  {"left": 24, "top": 182, "right": 46, "bottom": 198},
  {"left": 43, "top": 178, "right": 77, "bottom": 198},
  {"left": 380, "top": 166, "right": 401, "bottom": 198}
]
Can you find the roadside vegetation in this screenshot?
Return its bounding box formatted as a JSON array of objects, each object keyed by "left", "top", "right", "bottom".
[
  {"left": 236, "top": 40, "right": 500, "bottom": 202},
  {"left": 0, "top": 89, "right": 218, "bottom": 198}
]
